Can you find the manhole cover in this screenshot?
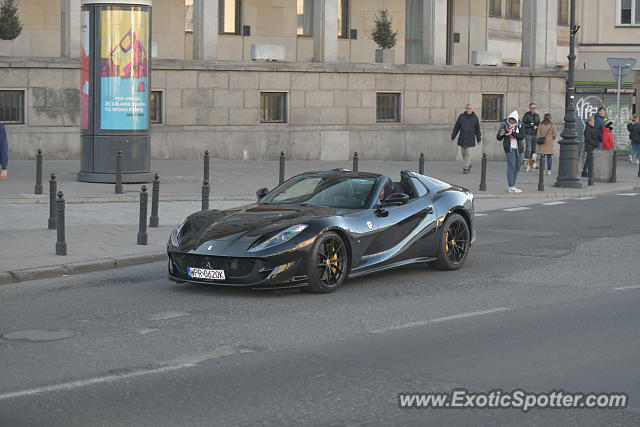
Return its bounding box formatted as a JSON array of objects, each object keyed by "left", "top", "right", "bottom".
[{"left": 2, "top": 329, "right": 77, "bottom": 342}]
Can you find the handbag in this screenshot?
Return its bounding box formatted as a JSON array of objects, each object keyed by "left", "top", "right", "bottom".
[{"left": 536, "top": 127, "right": 551, "bottom": 145}]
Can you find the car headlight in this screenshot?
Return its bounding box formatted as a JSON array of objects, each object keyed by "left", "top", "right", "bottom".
[
  {"left": 170, "top": 218, "right": 189, "bottom": 247},
  {"left": 248, "top": 224, "right": 308, "bottom": 252}
]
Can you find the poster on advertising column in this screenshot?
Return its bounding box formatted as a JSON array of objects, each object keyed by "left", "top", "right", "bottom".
[
  {"left": 81, "top": 10, "right": 90, "bottom": 130},
  {"left": 100, "top": 7, "right": 149, "bottom": 131}
]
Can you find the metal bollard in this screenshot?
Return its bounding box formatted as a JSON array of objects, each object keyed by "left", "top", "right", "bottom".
[
  {"left": 149, "top": 173, "right": 160, "bottom": 227},
  {"left": 48, "top": 173, "right": 57, "bottom": 230},
  {"left": 137, "top": 185, "right": 148, "bottom": 245},
  {"left": 352, "top": 151, "right": 359, "bottom": 172},
  {"left": 638, "top": 158, "right": 640, "bottom": 178},
  {"left": 538, "top": 155, "right": 545, "bottom": 192},
  {"left": 202, "top": 179, "right": 210, "bottom": 211},
  {"left": 587, "top": 151, "right": 594, "bottom": 186},
  {"left": 115, "top": 150, "right": 123, "bottom": 194},
  {"left": 479, "top": 153, "right": 487, "bottom": 192},
  {"left": 419, "top": 153, "right": 425, "bottom": 175},
  {"left": 609, "top": 150, "right": 617, "bottom": 183},
  {"left": 279, "top": 151, "right": 285, "bottom": 184},
  {"left": 55, "top": 191, "right": 67, "bottom": 255},
  {"left": 35, "top": 149, "right": 43, "bottom": 194},
  {"left": 204, "top": 150, "right": 210, "bottom": 182}
]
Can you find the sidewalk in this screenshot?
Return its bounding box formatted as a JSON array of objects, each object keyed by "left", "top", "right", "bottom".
[{"left": 1, "top": 159, "right": 639, "bottom": 284}]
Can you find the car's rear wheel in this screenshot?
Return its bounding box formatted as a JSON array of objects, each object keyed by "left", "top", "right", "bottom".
[
  {"left": 305, "top": 231, "right": 348, "bottom": 293},
  {"left": 430, "top": 213, "right": 470, "bottom": 271}
]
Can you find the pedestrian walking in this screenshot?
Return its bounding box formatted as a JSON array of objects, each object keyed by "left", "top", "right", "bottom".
[
  {"left": 522, "top": 103, "right": 540, "bottom": 172},
  {"left": 535, "top": 113, "right": 556, "bottom": 175},
  {"left": 627, "top": 114, "right": 640, "bottom": 164},
  {"left": 450, "top": 104, "right": 482, "bottom": 174},
  {"left": 0, "top": 123, "right": 8, "bottom": 181},
  {"left": 602, "top": 121, "right": 615, "bottom": 150},
  {"left": 581, "top": 117, "right": 600, "bottom": 177},
  {"left": 497, "top": 110, "right": 525, "bottom": 193}
]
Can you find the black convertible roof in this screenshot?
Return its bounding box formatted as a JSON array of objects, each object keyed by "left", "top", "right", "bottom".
[{"left": 302, "top": 168, "right": 382, "bottom": 178}]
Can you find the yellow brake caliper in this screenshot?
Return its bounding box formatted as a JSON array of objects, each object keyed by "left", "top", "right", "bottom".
[{"left": 445, "top": 231, "right": 450, "bottom": 252}]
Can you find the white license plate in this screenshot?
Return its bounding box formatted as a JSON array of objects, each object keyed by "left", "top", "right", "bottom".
[{"left": 187, "top": 267, "right": 226, "bottom": 280}]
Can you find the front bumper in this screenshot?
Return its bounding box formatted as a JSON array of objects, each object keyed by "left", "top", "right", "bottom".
[{"left": 167, "top": 251, "right": 310, "bottom": 289}]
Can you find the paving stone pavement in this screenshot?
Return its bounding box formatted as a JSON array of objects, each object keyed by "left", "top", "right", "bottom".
[{"left": 1, "top": 159, "right": 638, "bottom": 283}]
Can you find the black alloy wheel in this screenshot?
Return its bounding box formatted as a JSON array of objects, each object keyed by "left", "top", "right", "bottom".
[
  {"left": 306, "top": 231, "right": 348, "bottom": 293},
  {"left": 430, "top": 213, "right": 470, "bottom": 271}
]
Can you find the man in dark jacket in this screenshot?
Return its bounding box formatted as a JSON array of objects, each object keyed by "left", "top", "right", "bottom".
[
  {"left": 628, "top": 114, "right": 640, "bottom": 164},
  {"left": 450, "top": 104, "right": 482, "bottom": 174},
  {"left": 521, "top": 103, "right": 540, "bottom": 171},
  {"left": 581, "top": 117, "right": 600, "bottom": 177},
  {"left": 0, "top": 124, "right": 8, "bottom": 181}
]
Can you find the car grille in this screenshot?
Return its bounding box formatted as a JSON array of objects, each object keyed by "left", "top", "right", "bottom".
[{"left": 170, "top": 254, "right": 273, "bottom": 280}]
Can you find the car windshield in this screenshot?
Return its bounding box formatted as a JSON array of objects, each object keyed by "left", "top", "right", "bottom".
[{"left": 260, "top": 175, "right": 378, "bottom": 209}]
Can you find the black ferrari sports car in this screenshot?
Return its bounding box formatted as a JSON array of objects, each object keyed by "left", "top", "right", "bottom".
[{"left": 168, "top": 169, "right": 474, "bottom": 293}]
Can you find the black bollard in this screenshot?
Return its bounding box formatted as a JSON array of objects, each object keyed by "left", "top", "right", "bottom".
[
  {"left": 137, "top": 185, "right": 148, "bottom": 245},
  {"left": 48, "top": 173, "right": 57, "bottom": 230},
  {"left": 204, "top": 150, "right": 210, "bottom": 182},
  {"left": 538, "top": 155, "right": 545, "bottom": 192},
  {"left": 34, "top": 149, "right": 43, "bottom": 194},
  {"left": 638, "top": 158, "right": 640, "bottom": 178},
  {"left": 479, "top": 153, "right": 487, "bottom": 191},
  {"left": 55, "top": 191, "right": 67, "bottom": 255},
  {"left": 587, "top": 151, "right": 594, "bottom": 186},
  {"left": 279, "top": 151, "right": 285, "bottom": 184},
  {"left": 609, "top": 150, "right": 617, "bottom": 183},
  {"left": 115, "top": 150, "right": 123, "bottom": 194},
  {"left": 149, "top": 173, "right": 160, "bottom": 227},
  {"left": 419, "top": 153, "right": 425, "bottom": 175},
  {"left": 202, "top": 179, "right": 210, "bottom": 211},
  {"left": 352, "top": 151, "right": 359, "bottom": 172}
]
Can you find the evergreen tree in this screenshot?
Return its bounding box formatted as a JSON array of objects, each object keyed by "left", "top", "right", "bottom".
[
  {"left": 0, "top": 0, "right": 23, "bottom": 41},
  {"left": 371, "top": 9, "right": 397, "bottom": 50}
]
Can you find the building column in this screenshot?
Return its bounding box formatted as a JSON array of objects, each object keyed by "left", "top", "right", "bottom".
[
  {"left": 521, "top": 0, "right": 557, "bottom": 69},
  {"left": 61, "top": 0, "right": 81, "bottom": 57},
  {"left": 313, "top": 0, "right": 338, "bottom": 62},
  {"left": 193, "top": 0, "right": 219, "bottom": 60},
  {"left": 423, "top": 0, "right": 447, "bottom": 65}
]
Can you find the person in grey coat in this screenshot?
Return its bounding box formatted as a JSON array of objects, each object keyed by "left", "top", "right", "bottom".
[{"left": 450, "top": 104, "right": 482, "bottom": 174}]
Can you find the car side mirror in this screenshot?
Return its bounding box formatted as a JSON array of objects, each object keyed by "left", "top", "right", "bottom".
[
  {"left": 382, "top": 193, "right": 409, "bottom": 206},
  {"left": 256, "top": 187, "right": 269, "bottom": 200}
]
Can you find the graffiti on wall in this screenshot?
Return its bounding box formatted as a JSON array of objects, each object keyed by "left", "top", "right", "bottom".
[{"left": 575, "top": 95, "right": 634, "bottom": 148}]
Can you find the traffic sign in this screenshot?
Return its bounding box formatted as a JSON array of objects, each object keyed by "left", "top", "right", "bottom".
[{"left": 607, "top": 58, "right": 637, "bottom": 80}]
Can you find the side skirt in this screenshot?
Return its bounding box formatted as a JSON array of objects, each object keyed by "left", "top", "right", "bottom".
[{"left": 347, "top": 257, "right": 437, "bottom": 279}]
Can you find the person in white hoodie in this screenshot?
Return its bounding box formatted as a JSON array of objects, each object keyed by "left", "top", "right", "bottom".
[{"left": 496, "top": 110, "right": 525, "bottom": 193}]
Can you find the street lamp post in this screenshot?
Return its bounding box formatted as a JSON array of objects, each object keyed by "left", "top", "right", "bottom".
[{"left": 554, "top": 0, "right": 583, "bottom": 189}]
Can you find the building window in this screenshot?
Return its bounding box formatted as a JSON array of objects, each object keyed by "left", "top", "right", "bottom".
[
  {"left": 150, "top": 91, "right": 163, "bottom": 124},
  {"left": 481, "top": 94, "right": 504, "bottom": 122},
  {"left": 489, "top": 0, "right": 502, "bottom": 17},
  {"left": 405, "top": 0, "right": 423, "bottom": 64},
  {"left": 185, "top": 0, "right": 193, "bottom": 32},
  {"left": 220, "top": 0, "right": 241, "bottom": 34},
  {"left": 0, "top": 90, "right": 25, "bottom": 124},
  {"left": 558, "top": 0, "right": 569, "bottom": 26},
  {"left": 297, "top": 0, "right": 314, "bottom": 36},
  {"left": 618, "top": 0, "right": 640, "bottom": 25},
  {"left": 506, "top": 0, "right": 520, "bottom": 19},
  {"left": 260, "top": 92, "right": 287, "bottom": 123},
  {"left": 338, "top": 0, "right": 349, "bottom": 38},
  {"left": 376, "top": 93, "right": 401, "bottom": 123}
]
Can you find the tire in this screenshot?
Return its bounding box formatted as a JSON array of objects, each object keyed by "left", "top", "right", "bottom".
[
  {"left": 430, "top": 213, "right": 470, "bottom": 271},
  {"left": 305, "top": 231, "right": 349, "bottom": 293}
]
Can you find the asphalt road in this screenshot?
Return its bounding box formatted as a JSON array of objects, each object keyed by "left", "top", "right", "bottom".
[{"left": 1, "top": 193, "right": 639, "bottom": 426}]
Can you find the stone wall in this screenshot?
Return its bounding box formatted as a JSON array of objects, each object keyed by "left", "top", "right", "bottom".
[{"left": 2, "top": 58, "right": 566, "bottom": 162}]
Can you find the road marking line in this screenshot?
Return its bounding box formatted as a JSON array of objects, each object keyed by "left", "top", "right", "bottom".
[
  {"left": 474, "top": 213, "right": 488, "bottom": 217},
  {"left": 369, "top": 307, "right": 510, "bottom": 334},
  {"left": 0, "top": 364, "right": 194, "bottom": 401},
  {"left": 148, "top": 311, "right": 188, "bottom": 321},
  {"left": 0, "top": 346, "right": 258, "bottom": 401},
  {"left": 502, "top": 207, "right": 531, "bottom": 212},
  {"left": 574, "top": 197, "right": 595, "bottom": 200},
  {"left": 615, "top": 285, "right": 640, "bottom": 291},
  {"left": 616, "top": 193, "right": 638, "bottom": 196},
  {"left": 541, "top": 201, "right": 567, "bottom": 206}
]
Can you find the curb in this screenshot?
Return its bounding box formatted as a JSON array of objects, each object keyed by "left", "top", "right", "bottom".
[
  {"left": 1, "top": 253, "right": 166, "bottom": 285},
  {"left": 0, "top": 196, "right": 256, "bottom": 205},
  {"left": 474, "top": 185, "right": 640, "bottom": 199}
]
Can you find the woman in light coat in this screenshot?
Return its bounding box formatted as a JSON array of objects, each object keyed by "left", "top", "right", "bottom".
[{"left": 535, "top": 113, "right": 557, "bottom": 175}]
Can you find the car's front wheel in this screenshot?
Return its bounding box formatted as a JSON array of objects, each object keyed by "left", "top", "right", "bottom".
[
  {"left": 430, "top": 213, "right": 470, "bottom": 271},
  {"left": 305, "top": 231, "right": 348, "bottom": 293}
]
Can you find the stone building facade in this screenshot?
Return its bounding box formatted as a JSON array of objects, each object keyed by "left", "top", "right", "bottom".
[{"left": 0, "top": 0, "right": 575, "bottom": 162}]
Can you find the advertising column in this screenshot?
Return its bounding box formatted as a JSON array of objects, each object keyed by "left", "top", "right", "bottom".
[{"left": 78, "top": 0, "right": 152, "bottom": 183}]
